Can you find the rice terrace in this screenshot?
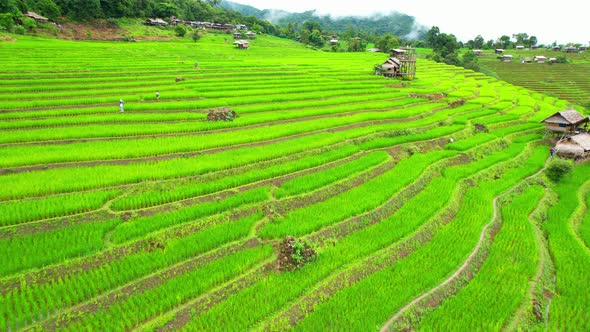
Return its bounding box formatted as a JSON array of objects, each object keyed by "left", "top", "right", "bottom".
[{"left": 1, "top": 2, "right": 590, "bottom": 331}]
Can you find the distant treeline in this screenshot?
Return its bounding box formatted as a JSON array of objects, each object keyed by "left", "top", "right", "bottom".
[{"left": 0, "top": 0, "right": 277, "bottom": 33}]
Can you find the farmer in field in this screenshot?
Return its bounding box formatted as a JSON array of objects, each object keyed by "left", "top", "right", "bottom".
[
  {"left": 194, "top": 61, "right": 199, "bottom": 69},
  {"left": 119, "top": 99, "right": 124, "bottom": 113},
  {"left": 550, "top": 147, "right": 556, "bottom": 158},
  {"left": 156, "top": 90, "right": 160, "bottom": 101}
]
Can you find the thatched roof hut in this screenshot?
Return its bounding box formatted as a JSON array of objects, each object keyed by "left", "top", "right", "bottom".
[
  {"left": 556, "top": 133, "right": 590, "bottom": 159},
  {"left": 233, "top": 32, "right": 242, "bottom": 39},
  {"left": 25, "top": 11, "right": 48, "bottom": 22},
  {"left": 233, "top": 39, "right": 249, "bottom": 49},
  {"left": 534, "top": 55, "right": 547, "bottom": 63},
  {"left": 146, "top": 18, "right": 168, "bottom": 26},
  {"left": 541, "top": 110, "right": 588, "bottom": 133},
  {"left": 246, "top": 31, "right": 256, "bottom": 39},
  {"left": 377, "top": 57, "right": 401, "bottom": 77}
]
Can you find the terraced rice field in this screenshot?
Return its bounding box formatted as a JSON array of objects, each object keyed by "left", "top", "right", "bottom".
[
  {"left": 477, "top": 49, "right": 590, "bottom": 107},
  {"left": 1, "top": 33, "right": 589, "bottom": 331}
]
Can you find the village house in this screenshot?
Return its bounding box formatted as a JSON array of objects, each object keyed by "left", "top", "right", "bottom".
[
  {"left": 235, "top": 24, "right": 248, "bottom": 30},
  {"left": 246, "top": 31, "right": 256, "bottom": 39},
  {"left": 531, "top": 45, "right": 540, "bottom": 49},
  {"left": 495, "top": 48, "right": 504, "bottom": 54},
  {"left": 534, "top": 55, "right": 547, "bottom": 63},
  {"left": 521, "top": 57, "right": 533, "bottom": 63},
  {"left": 145, "top": 18, "right": 167, "bottom": 26},
  {"left": 368, "top": 48, "right": 381, "bottom": 52},
  {"left": 516, "top": 45, "right": 525, "bottom": 50},
  {"left": 541, "top": 110, "right": 589, "bottom": 134},
  {"left": 565, "top": 46, "right": 578, "bottom": 53},
  {"left": 579, "top": 46, "right": 587, "bottom": 51},
  {"left": 233, "top": 32, "right": 242, "bottom": 39},
  {"left": 549, "top": 57, "right": 557, "bottom": 63},
  {"left": 500, "top": 54, "right": 513, "bottom": 62},
  {"left": 24, "top": 11, "right": 48, "bottom": 23},
  {"left": 473, "top": 49, "right": 483, "bottom": 56},
  {"left": 552, "top": 45, "right": 561, "bottom": 51},
  {"left": 233, "top": 39, "right": 249, "bottom": 49},
  {"left": 329, "top": 38, "right": 339, "bottom": 46}
]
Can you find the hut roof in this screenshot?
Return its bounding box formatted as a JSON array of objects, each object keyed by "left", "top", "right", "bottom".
[
  {"left": 382, "top": 57, "right": 401, "bottom": 68},
  {"left": 534, "top": 55, "right": 547, "bottom": 60},
  {"left": 368, "top": 48, "right": 381, "bottom": 52},
  {"left": 147, "top": 18, "right": 168, "bottom": 25},
  {"left": 233, "top": 39, "right": 249, "bottom": 45},
  {"left": 541, "top": 110, "right": 587, "bottom": 125},
  {"left": 570, "top": 133, "right": 590, "bottom": 151},
  {"left": 25, "top": 11, "right": 48, "bottom": 22},
  {"left": 516, "top": 45, "right": 525, "bottom": 49}
]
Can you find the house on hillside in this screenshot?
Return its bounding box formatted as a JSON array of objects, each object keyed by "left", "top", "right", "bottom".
[
  {"left": 541, "top": 110, "right": 588, "bottom": 134},
  {"left": 534, "top": 55, "right": 547, "bottom": 63},
  {"left": 556, "top": 133, "right": 590, "bottom": 159},
  {"left": 233, "top": 32, "right": 242, "bottom": 39},
  {"left": 495, "top": 48, "right": 504, "bottom": 54},
  {"left": 246, "top": 31, "right": 256, "bottom": 39},
  {"left": 145, "top": 18, "right": 168, "bottom": 26},
  {"left": 368, "top": 48, "right": 381, "bottom": 52},
  {"left": 376, "top": 57, "right": 401, "bottom": 77},
  {"left": 565, "top": 46, "right": 578, "bottom": 53},
  {"left": 233, "top": 39, "right": 249, "bottom": 49},
  {"left": 330, "top": 38, "right": 339, "bottom": 46},
  {"left": 473, "top": 50, "right": 483, "bottom": 56},
  {"left": 552, "top": 45, "right": 561, "bottom": 51},
  {"left": 549, "top": 57, "right": 557, "bottom": 63},
  {"left": 500, "top": 54, "right": 513, "bottom": 62},
  {"left": 516, "top": 45, "right": 525, "bottom": 50},
  {"left": 235, "top": 24, "right": 248, "bottom": 30},
  {"left": 24, "top": 11, "right": 48, "bottom": 23}
]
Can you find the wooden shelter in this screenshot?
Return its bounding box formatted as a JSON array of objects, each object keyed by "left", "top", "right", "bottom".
[
  {"left": 246, "top": 31, "right": 256, "bottom": 39},
  {"left": 390, "top": 47, "right": 416, "bottom": 80},
  {"left": 495, "top": 48, "right": 504, "bottom": 54},
  {"left": 145, "top": 18, "right": 168, "bottom": 26},
  {"left": 377, "top": 57, "right": 401, "bottom": 77},
  {"left": 329, "top": 38, "right": 339, "bottom": 46},
  {"left": 521, "top": 57, "right": 533, "bottom": 63},
  {"left": 534, "top": 55, "right": 547, "bottom": 63},
  {"left": 473, "top": 50, "right": 483, "bottom": 56},
  {"left": 233, "top": 32, "right": 242, "bottom": 39},
  {"left": 233, "top": 40, "right": 249, "bottom": 49},
  {"left": 516, "top": 45, "right": 525, "bottom": 50},
  {"left": 556, "top": 133, "right": 590, "bottom": 159},
  {"left": 552, "top": 46, "right": 561, "bottom": 51},
  {"left": 368, "top": 48, "right": 381, "bottom": 52},
  {"left": 500, "top": 54, "right": 513, "bottom": 62},
  {"left": 565, "top": 46, "right": 578, "bottom": 53},
  {"left": 541, "top": 110, "right": 588, "bottom": 133},
  {"left": 24, "top": 11, "right": 48, "bottom": 22}
]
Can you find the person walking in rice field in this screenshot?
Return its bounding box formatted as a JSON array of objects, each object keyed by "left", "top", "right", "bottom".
[
  {"left": 156, "top": 90, "right": 160, "bottom": 101},
  {"left": 119, "top": 99, "right": 124, "bottom": 113}
]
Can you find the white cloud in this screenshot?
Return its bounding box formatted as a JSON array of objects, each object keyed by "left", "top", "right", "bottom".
[{"left": 231, "top": 0, "right": 588, "bottom": 44}]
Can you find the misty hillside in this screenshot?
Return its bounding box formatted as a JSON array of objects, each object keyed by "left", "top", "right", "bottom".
[{"left": 220, "top": 0, "right": 427, "bottom": 39}]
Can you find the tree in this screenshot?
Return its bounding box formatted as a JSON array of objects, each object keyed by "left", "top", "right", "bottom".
[
  {"left": 175, "top": 25, "right": 186, "bottom": 37},
  {"left": 499, "top": 35, "right": 511, "bottom": 49},
  {"left": 473, "top": 35, "right": 484, "bottom": 49},
  {"left": 34, "top": 0, "right": 61, "bottom": 21},
  {"left": 375, "top": 33, "right": 400, "bottom": 52},
  {"left": 308, "top": 29, "right": 324, "bottom": 48},
  {"left": 153, "top": 2, "right": 177, "bottom": 18},
  {"left": 529, "top": 36, "right": 538, "bottom": 47},
  {"left": 302, "top": 20, "right": 321, "bottom": 33}
]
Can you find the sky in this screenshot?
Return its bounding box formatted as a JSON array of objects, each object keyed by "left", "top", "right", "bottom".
[{"left": 231, "top": 0, "right": 588, "bottom": 45}]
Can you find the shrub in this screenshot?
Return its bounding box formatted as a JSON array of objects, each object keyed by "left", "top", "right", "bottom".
[
  {"left": 21, "top": 17, "right": 37, "bottom": 31},
  {"left": 0, "top": 13, "right": 14, "bottom": 32},
  {"left": 14, "top": 25, "right": 25, "bottom": 35},
  {"left": 175, "top": 25, "right": 186, "bottom": 37},
  {"left": 546, "top": 158, "right": 573, "bottom": 182},
  {"left": 191, "top": 30, "right": 202, "bottom": 42}
]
